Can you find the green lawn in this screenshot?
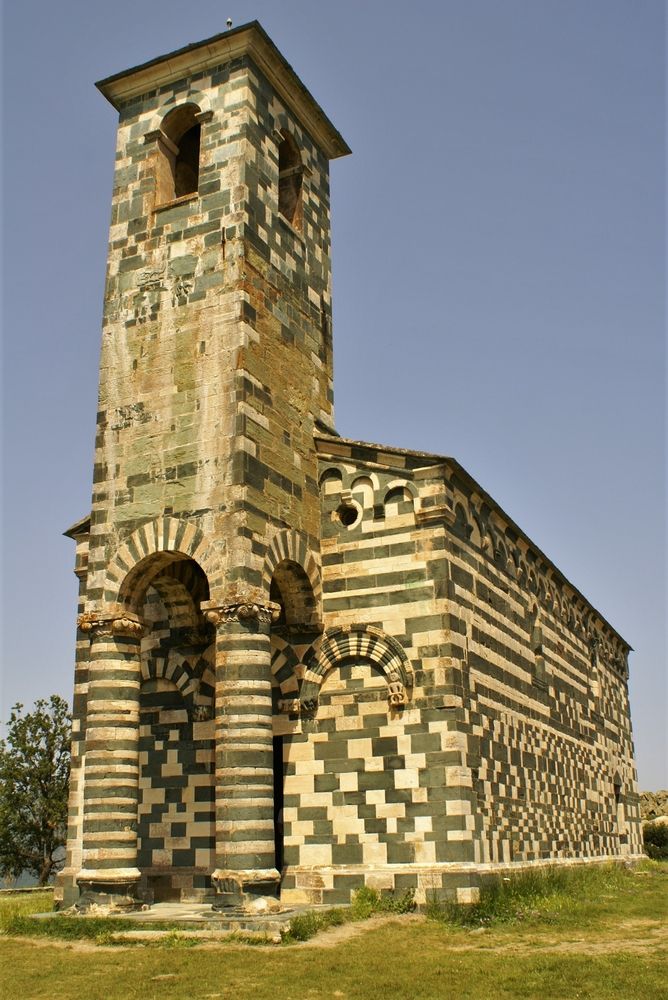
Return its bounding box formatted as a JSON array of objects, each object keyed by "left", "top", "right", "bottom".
[{"left": 1, "top": 865, "right": 666, "bottom": 1000}]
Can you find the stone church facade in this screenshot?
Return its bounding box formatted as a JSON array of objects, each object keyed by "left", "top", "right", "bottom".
[{"left": 57, "top": 22, "right": 642, "bottom": 911}]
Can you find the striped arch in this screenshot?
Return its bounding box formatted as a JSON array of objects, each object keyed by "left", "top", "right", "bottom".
[
  {"left": 141, "top": 646, "right": 215, "bottom": 712},
  {"left": 263, "top": 529, "right": 321, "bottom": 616},
  {"left": 104, "top": 516, "right": 222, "bottom": 608},
  {"left": 141, "top": 650, "right": 197, "bottom": 699},
  {"left": 300, "top": 625, "right": 411, "bottom": 710}
]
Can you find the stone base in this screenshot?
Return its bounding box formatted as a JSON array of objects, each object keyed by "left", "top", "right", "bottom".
[
  {"left": 75, "top": 868, "right": 143, "bottom": 914},
  {"left": 211, "top": 868, "right": 281, "bottom": 914},
  {"left": 279, "top": 855, "right": 648, "bottom": 907}
]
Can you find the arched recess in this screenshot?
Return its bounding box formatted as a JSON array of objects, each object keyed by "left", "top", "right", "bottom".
[
  {"left": 263, "top": 529, "right": 321, "bottom": 622},
  {"left": 106, "top": 529, "right": 217, "bottom": 902},
  {"left": 300, "top": 625, "right": 411, "bottom": 711},
  {"left": 141, "top": 642, "right": 214, "bottom": 719},
  {"left": 104, "top": 515, "right": 221, "bottom": 610},
  {"left": 268, "top": 557, "right": 322, "bottom": 713},
  {"left": 270, "top": 560, "right": 318, "bottom": 628}
]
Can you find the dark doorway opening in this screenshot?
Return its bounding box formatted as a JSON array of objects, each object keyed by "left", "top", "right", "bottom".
[{"left": 273, "top": 735, "right": 284, "bottom": 872}]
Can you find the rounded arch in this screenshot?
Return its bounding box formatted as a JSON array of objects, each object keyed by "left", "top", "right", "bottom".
[
  {"left": 143, "top": 573, "right": 199, "bottom": 631},
  {"left": 104, "top": 515, "right": 221, "bottom": 609},
  {"left": 350, "top": 475, "right": 376, "bottom": 510},
  {"left": 319, "top": 466, "right": 343, "bottom": 491},
  {"left": 300, "top": 625, "right": 411, "bottom": 711},
  {"left": 263, "top": 529, "right": 321, "bottom": 619},
  {"left": 270, "top": 559, "right": 317, "bottom": 627},
  {"left": 383, "top": 479, "right": 418, "bottom": 503},
  {"left": 148, "top": 98, "right": 209, "bottom": 204},
  {"left": 141, "top": 643, "right": 214, "bottom": 713},
  {"left": 141, "top": 652, "right": 195, "bottom": 699},
  {"left": 149, "top": 89, "right": 212, "bottom": 132},
  {"left": 452, "top": 502, "right": 473, "bottom": 541}
]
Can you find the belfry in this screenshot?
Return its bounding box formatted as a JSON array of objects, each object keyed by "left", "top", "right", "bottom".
[{"left": 58, "top": 22, "right": 642, "bottom": 912}]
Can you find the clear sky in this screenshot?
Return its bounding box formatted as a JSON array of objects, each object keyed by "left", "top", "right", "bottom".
[{"left": 1, "top": 0, "right": 665, "bottom": 789}]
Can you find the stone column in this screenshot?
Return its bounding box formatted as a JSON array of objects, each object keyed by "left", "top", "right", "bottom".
[
  {"left": 75, "top": 611, "right": 144, "bottom": 910},
  {"left": 203, "top": 601, "right": 281, "bottom": 912}
]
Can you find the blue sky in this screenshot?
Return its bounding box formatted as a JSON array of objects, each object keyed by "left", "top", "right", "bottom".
[{"left": 1, "top": 0, "right": 665, "bottom": 789}]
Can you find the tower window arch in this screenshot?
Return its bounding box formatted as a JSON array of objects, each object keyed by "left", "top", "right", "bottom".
[
  {"left": 278, "top": 130, "right": 303, "bottom": 230},
  {"left": 155, "top": 104, "right": 202, "bottom": 205}
]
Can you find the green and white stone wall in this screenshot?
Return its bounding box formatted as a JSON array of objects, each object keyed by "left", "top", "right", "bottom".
[{"left": 58, "top": 24, "right": 642, "bottom": 911}]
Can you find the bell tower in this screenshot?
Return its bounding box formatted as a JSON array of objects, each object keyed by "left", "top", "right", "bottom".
[{"left": 60, "top": 22, "right": 349, "bottom": 910}]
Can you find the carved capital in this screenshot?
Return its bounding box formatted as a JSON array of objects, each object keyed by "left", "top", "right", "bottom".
[
  {"left": 78, "top": 611, "right": 144, "bottom": 639},
  {"left": 202, "top": 601, "right": 281, "bottom": 628}
]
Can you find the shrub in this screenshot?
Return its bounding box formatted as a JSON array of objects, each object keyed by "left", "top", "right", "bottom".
[
  {"left": 350, "top": 885, "right": 415, "bottom": 919},
  {"left": 643, "top": 822, "right": 668, "bottom": 860},
  {"left": 282, "top": 910, "right": 326, "bottom": 942}
]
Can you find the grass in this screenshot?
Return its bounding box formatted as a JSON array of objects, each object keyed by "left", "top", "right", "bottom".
[
  {"left": 424, "top": 861, "right": 651, "bottom": 928},
  {"left": 281, "top": 885, "right": 416, "bottom": 941},
  {"left": 0, "top": 864, "right": 665, "bottom": 1000},
  {"left": 0, "top": 889, "right": 54, "bottom": 933}
]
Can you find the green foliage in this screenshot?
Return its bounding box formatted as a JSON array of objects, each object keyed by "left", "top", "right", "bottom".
[
  {"left": 350, "top": 885, "right": 416, "bottom": 919},
  {"left": 643, "top": 821, "right": 668, "bottom": 859},
  {"left": 282, "top": 910, "right": 325, "bottom": 941},
  {"left": 0, "top": 697, "right": 71, "bottom": 886}
]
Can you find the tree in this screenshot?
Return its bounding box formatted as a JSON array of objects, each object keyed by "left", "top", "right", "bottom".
[{"left": 0, "top": 696, "right": 71, "bottom": 885}]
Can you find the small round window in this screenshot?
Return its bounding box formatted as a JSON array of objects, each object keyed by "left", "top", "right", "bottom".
[{"left": 336, "top": 503, "right": 361, "bottom": 528}]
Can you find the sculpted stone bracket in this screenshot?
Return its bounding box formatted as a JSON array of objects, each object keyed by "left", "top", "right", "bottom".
[
  {"left": 277, "top": 697, "right": 302, "bottom": 715},
  {"left": 387, "top": 680, "right": 408, "bottom": 707}
]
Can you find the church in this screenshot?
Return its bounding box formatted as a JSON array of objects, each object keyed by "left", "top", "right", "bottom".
[{"left": 57, "top": 21, "right": 642, "bottom": 912}]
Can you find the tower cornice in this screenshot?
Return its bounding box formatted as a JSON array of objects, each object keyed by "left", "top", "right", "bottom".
[{"left": 95, "top": 20, "right": 351, "bottom": 160}]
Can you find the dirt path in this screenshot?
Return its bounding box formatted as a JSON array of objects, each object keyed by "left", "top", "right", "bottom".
[{"left": 2, "top": 914, "right": 666, "bottom": 955}]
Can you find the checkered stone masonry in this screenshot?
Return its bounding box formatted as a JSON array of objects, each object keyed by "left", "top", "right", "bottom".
[
  {"left": 59, "top": 23, "right": 641, "bottom": 912},
  {"left": 281, "top": 435, "right": 641, "bottom": 904}
]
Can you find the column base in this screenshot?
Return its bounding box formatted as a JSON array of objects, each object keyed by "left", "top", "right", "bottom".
[
  {"left": 75, "top": 867, "right": 144, "bottom": 913},
  {"left": 211, "top": 868, "right": 282, "bottom": 914}
]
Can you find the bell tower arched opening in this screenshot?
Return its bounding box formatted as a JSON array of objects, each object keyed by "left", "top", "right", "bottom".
[
  {"left": 278, "top": 130, "right": 303, "bottom": 230},
  {"left": 155, "top": 103, "right": 202, "bottom": 205}
]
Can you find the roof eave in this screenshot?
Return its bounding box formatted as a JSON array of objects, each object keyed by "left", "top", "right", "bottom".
[{"left": 95, "top": 20, "right": 351, "bottom": 160}]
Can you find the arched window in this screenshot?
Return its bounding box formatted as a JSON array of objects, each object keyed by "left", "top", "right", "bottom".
[
  {"left": 278, "top": 131, "right": 303, "bottom": 230},
  {"left": 155, "top": 104, "right": 201, "bottom": 205}
]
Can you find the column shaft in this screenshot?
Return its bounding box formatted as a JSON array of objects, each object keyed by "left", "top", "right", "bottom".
[
  {"left": 76, "top": 613, "right": 143, "bottom": 904},
  {"left": 205, "top": 602, "right": 279, "bottom": 908}
]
